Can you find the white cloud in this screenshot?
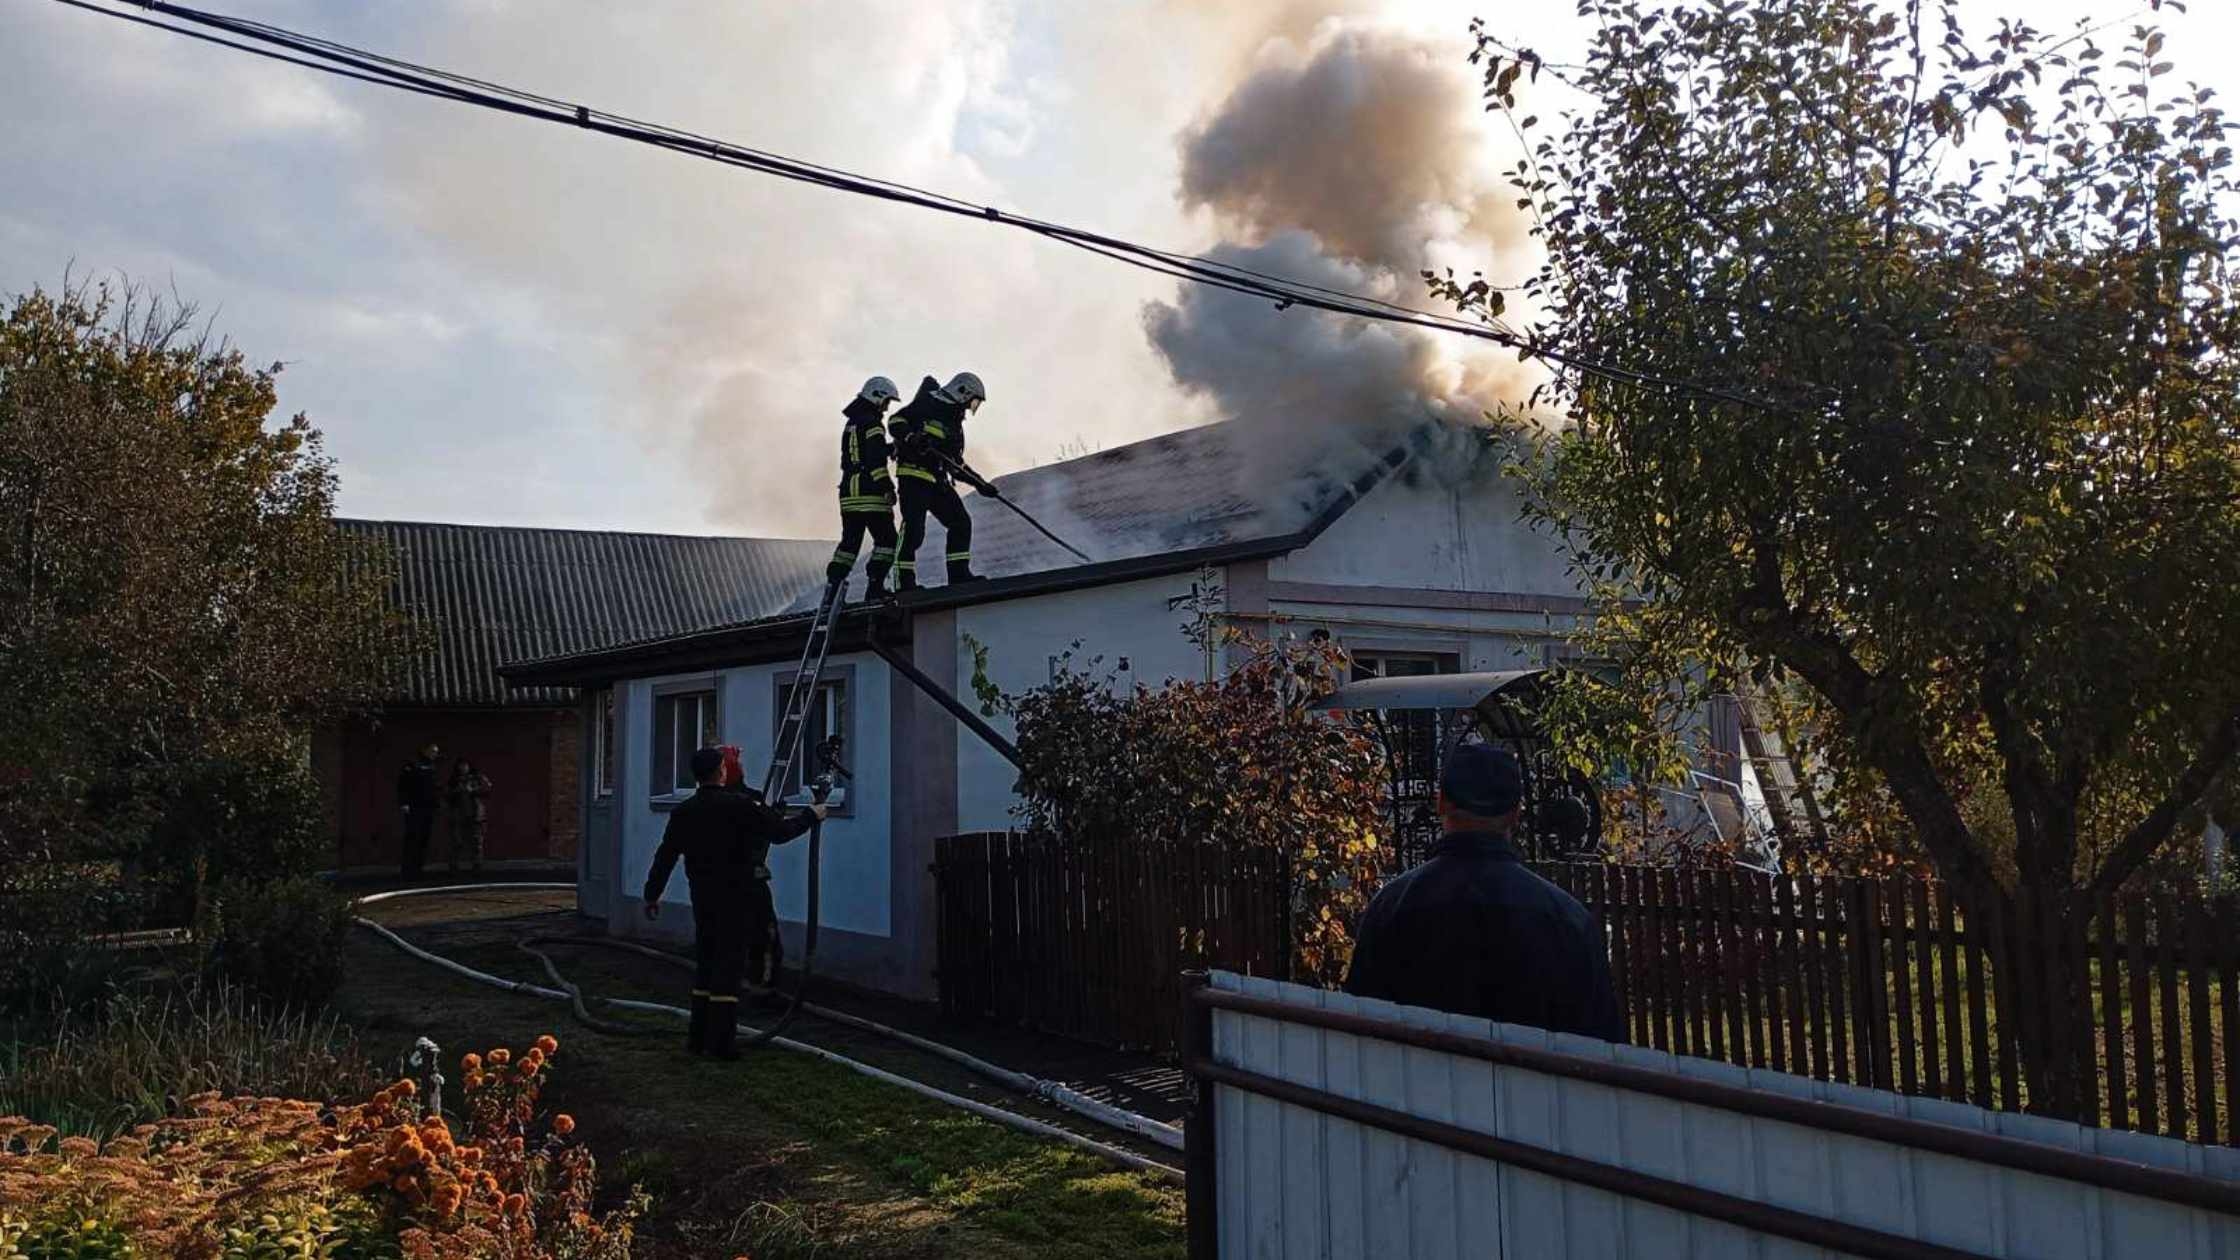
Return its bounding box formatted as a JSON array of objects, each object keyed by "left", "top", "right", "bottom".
[{"left": 10, "top": 0, "right": 2213, "bottom": 540}]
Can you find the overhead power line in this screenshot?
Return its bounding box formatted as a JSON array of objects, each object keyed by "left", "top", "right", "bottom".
[{"left": 47, "top": 0, "right": 1791, "bottom": 415}]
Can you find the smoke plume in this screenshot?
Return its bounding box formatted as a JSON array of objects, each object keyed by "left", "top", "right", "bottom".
[{"left": 1146, "top": 16, "right": 1536, "bottom": 503}]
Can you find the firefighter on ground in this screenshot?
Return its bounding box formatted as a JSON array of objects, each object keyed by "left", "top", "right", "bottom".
[
  {"left": 889, "top": 371, "right": 993, "bottom": 590},
  {"left": 642, "top": 745, "right": 823, "bottom": 1059},
  {"left": 825, "top": 375, "right": 902, "bottom": 598}
]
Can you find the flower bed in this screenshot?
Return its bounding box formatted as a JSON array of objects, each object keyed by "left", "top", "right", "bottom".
[{"left": 0, "top": 1034, "right": 643, "bottom": 1259}]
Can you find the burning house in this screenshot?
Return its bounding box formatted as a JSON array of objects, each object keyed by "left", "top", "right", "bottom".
[{"left": 500, "top": 418, "right": 1671, "bottom": 999}]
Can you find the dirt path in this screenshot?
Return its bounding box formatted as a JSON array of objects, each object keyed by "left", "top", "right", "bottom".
[{"left": 343, "top": 886, "right": 1185, "bottom": 1259}]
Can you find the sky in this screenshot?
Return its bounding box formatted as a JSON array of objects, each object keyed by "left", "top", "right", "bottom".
[{"left": 3, "top": 1, "right": 2232, "bottom": 540}]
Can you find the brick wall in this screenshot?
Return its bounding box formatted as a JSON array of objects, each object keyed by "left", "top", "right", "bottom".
[{"left": 547, "top": 709, "right": 582, "bottom": 861}]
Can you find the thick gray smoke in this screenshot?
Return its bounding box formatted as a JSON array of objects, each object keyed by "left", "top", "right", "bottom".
[{"left": 1145, "top": 17, "right": 1535, "bottom": 509}]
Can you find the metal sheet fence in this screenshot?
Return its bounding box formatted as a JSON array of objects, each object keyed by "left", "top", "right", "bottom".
[
  {"left": 932, "top": 830, "right": 1289, "bottom": 1053},
  {"left": 1191, "top": 970, "right": 2240, "bottom": 1259},
  {"left": 1535, "top": 863, "right": 2240, "bottom": 1146}
]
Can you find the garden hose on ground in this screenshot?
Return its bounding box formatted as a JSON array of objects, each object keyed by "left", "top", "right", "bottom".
[
  {"left": 573, "top": 935, "right": 1183, "bottom": 1151},
  {"left": 349, "top": 884, "right": 1183, "bottom": 1181}
]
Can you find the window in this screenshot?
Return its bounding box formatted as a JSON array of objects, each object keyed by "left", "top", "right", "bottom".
[
  {"left": 772, "top": 670, "right": 851, "bottom": 812},
  {"left": 1348, "top": 651, "right": 1451, "bottom": 682},
  {"left": 1345, "top": 650, "right": 1459, "bottom": 836},
  {"left": 651, "top": 689, "right": 719, "bottom": 797},
  {"left": 593, "top": 690, "right": 616, "bottom": 797}
]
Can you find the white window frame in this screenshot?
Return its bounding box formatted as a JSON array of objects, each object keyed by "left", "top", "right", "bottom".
[
  {"left": 650, "top": 683, "right": 720, "bottom": 804},
  {"left": 593, "top": 689, "right": 616, "bottom": 798},
  {"left": 772, "top": 665, "right": 854, "bottom": 816}
]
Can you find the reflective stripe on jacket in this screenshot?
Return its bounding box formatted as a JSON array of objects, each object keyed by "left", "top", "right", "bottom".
[
  {"left": 888, "top": 375, "right": 966, "bottom": 482},
  {"left": 838, "top": 395, "right": 894, "bottom": 511}
]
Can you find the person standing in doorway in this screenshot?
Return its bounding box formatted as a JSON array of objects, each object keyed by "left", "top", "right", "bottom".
[
  {"left": 395, "top": 743, "right": 440, "bottom": 881},
  {"left": 447, "top": 758, "right": 492, "bottom": 875},
  {"left": 1344, "top": 743, "right": 1625, "bottom": 1040}
]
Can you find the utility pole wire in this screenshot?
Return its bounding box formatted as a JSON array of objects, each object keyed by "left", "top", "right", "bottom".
[{"left": 48, "top": 0, "right": 1795, "bottom": 415}]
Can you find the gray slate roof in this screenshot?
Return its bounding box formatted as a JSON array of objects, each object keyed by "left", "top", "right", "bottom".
[
  {"left": 780, "top": 419, "right": 1417, "bottom": 612},
  {"left": 341, "top": 519, "right": 834, "bottom": 706}
]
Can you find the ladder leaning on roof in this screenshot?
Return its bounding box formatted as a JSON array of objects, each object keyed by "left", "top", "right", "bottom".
[
  {"left": 762, "top": 579, "right": 848, "bottom": 803},
  {"left": 1733, "top": 677, "right": 1832, "bottom": 853}
]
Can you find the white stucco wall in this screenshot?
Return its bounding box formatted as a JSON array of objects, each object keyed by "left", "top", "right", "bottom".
[
  {"left": 1269, "top": 472, "right": 1576, "bottom": 596},
  {"left": 951, "top": 572, "right": 1213, "bottom": 831},
  {"left": 618, "top": 654, "right": 892, "bottom": 940}
]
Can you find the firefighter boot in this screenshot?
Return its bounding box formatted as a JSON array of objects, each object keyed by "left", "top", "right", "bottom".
[
  {"left": 705, "top": 996, "right": 741, "bottom": 1061},
  {"left": 686, "top": 991, "right": 710, "bottom": 1056}
]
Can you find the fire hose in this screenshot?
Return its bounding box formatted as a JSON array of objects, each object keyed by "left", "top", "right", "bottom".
[
  {"left": 349, "top": 884, "right": 1183, "bottom": 1177},
  {"left": 935, "top": 452, "right": 1091, "bottom": 563}
]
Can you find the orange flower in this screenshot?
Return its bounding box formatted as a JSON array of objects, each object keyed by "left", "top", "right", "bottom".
[
  {"left": 460, "top": 1053, "right": 482, "bottom": 1073},
  {"left": 488, "top": 1049, "right": 511, "bottom": 1066},
  {"left": 464, "top": 1071, "right": 485, "bottom": 1089},
  {"left": 536, "top": 1035, "right": 559, "bottom": 1054},
  {"left": 395, "top": 1078, "right": 418, "bottom": 1097},
  {"left": 517, "top": 1059, "right": 540, "bottom": 1079},
  {"left": 503, "top": 1193, "right": 527, "bottom": 1217},
  {"left": 523, "top": 1047, "right": 545, "bottom": 1067},
  {"left": 551, "top": 1114, "right": 576, "bottom": 1137}
]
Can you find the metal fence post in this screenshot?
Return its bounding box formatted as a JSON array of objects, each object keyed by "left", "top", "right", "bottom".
[{"left": 1183, "top": 970, "right": 1219, "bottom": 1260}]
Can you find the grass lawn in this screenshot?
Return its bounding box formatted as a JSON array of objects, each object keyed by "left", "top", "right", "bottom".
[{"left": 335, "top": 928, "right": 1184, "bottom": 1259}]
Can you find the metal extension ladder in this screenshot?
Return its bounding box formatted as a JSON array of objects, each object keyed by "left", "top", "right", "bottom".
[
  {"left": 1734, "top": 678, "right": 1831, "bottom": 853},
  {"left": 761, "top": 580, "right": 847, "bottom": 803}
]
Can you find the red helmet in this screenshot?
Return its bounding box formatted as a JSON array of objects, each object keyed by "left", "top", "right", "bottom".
[{"left": 718, "top": 745, "right": 745, "bottom": 788}]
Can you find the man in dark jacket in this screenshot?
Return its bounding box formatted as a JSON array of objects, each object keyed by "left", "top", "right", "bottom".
[
  {"left": 1344, "top": 743, "right": 1625, "bottom": 1041},
  {"left": 643, "top": 746, "right": 823, "bottom": 1059},
  {"left": 394, "top": 744, "right": 440, "bottom": 880}
]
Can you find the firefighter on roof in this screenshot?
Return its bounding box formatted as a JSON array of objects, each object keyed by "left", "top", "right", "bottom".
[
  {"left": 826, "top": 375, "right": 902, "bottom": 598},
  {"left": 889, "top": 371, "right": 991, "bottom": 590}
]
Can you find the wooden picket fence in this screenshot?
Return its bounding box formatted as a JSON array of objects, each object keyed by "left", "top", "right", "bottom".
[
  {"left": 931, "top": 830, "right": 1289, "bottom": 1054},
  {"left": 930, "top": 835, "right": 2237, "bottom": 1144},
  {"left": 1535, "top": 863, "right": 2240, "bottom": 1146}
]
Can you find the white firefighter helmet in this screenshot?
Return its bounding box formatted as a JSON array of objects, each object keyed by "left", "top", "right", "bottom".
[
  {"left": 941, "top": 371, "right": 987, "bottom": 410},
  {"left": 857, "top": 375, "right": 901, "bottom": 407}
]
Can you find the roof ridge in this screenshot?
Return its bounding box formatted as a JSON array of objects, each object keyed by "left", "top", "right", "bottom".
[{"left": 335, "top": 517, "right": 833, "bottom": 546}]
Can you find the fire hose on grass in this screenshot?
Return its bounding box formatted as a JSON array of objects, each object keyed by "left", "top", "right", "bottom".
[{"left": 349, "top": 883, "right": 1183, "bottom": 1177}]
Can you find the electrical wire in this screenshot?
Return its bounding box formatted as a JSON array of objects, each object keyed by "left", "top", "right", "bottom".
[{"left": 46, "top": 0, "right": 1795, "bottom": 416}]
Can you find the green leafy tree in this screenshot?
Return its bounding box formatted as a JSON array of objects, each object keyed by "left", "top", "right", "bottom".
[
  {"left": 0, "top": 276, "right": 413, "bottom": 898},
  {"left": 1446, "top": 0, "right": 2238, "bottom": 1111}
]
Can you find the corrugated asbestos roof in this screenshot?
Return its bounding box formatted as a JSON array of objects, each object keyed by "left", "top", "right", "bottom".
[
  {"left": 341, "top": 519, "right": 834, "bottom": 706},
  {"left": 501, "top": 422, "right": 1427, "bottom": 689},
  {"left": 773, "top": 419, "right": 1417, "bottom": 614}
]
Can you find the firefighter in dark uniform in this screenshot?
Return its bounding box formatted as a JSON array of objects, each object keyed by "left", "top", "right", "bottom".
[
  {"left": 825, "top": 375, "right": 903, "bottom": 598},
  {"left": 642, "top": 746, "right": 823, "bottom": 1059},
  {"left": 888, "top": 371, "right": 991, "bottom": 590}
]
